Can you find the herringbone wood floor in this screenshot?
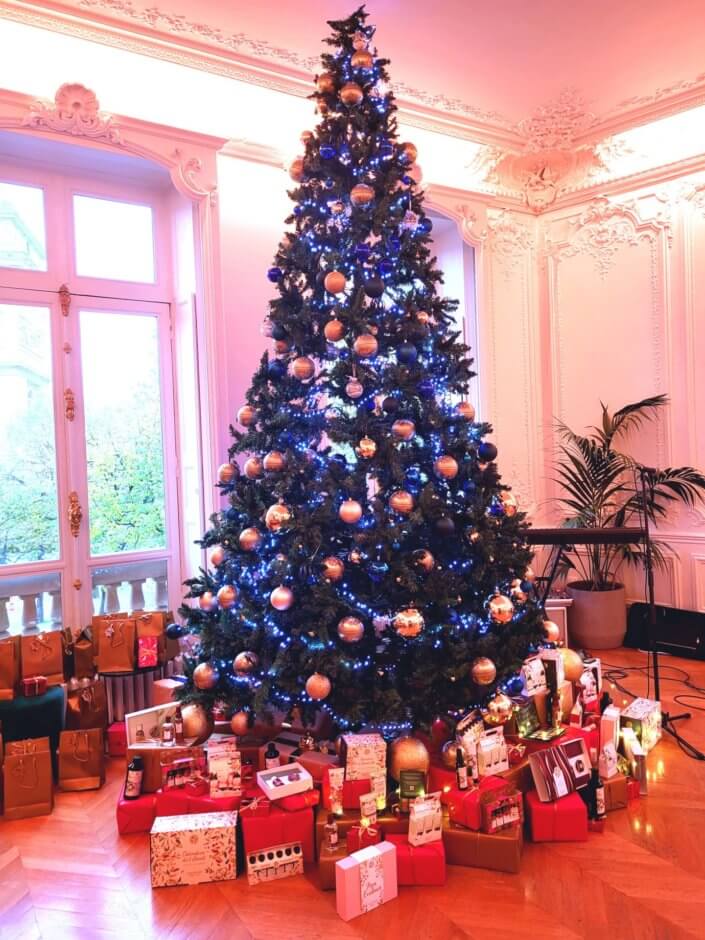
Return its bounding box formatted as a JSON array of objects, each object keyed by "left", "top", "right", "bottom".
[{"left": 2, "top": 647, "right": 705, "bottom": 940}]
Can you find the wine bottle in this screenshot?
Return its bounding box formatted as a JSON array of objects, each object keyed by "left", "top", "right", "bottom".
[
  {"left": 173, "top": 705, "right": 184, "bottom": 744},
  {"left": 264, "top": 741, "right": 280, "bottom": 769},
  {"left": 455, "top": 745, "right": 469, "bottom": 790},
  {"left": 124, "top": 754, "right": 144, "bottom": 800},
  {"left": 594, "top": 768, "right": 606, "bottom": 820}
]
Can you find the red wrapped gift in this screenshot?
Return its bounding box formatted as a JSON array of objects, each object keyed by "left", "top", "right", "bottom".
[
  {"left": 322, "top": 767, "right": 371, "bottom": 810},
  {"left": 447, "top": 776, "right": 507, "bottom": 830},
  {"left": 525, "top": 790, "right": 588, "bottom": 842},
  {"left": 107, "top": 722, "right": 127, "bottom": 758},
  {"left": 137, "top": 636, "right": 159, "bottom": 668},
  {"left": 156, "top": 787, "right": 241, "bottom": 817},
  {"left": 116, "top": 786, "right": 156, "bottom": 834},
  {"left": 386, "top": 834, "right": 446, "bottom": 886},
  {"left": 296, "top": 748, "right": 340, "bottom": 782},
  {"left": 278, "top": 788, "right": 320, "bottom": 812},
  {"left": 184, "top": 777, "right": 210, "bottom": 797},
  {"left": 241, "top": 804, "right": 315, "bottom": 862},
  {"left": 155, "top": 787, "right": 189, "bottom": 817},
  {"left": 189, "top": 792, "right": 240, "bottom": 814},
  {"left": 21, "top": 676, "right": 47, "bottom": 697},
  {"left": 428, "top": 761, "right": 456, "bottom": 804},
  {"left": 347, "top": 823, "right": 382, "bottom": 853},
  {"left": 626, "top": 778, "right": 640, "bottom": 801}
]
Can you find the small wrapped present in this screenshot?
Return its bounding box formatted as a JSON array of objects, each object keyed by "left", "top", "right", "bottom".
[
  {"left": 152, "top": 676, "right": 186, "bottom": 706},
  {"left": 117, "top": 786, "right": 157, "bottom": 834},
  {"left": 241, "top": 804, "right": 315, "bottom": 862},
  {"left": 386, "top": 834, "right": 446, "bottom": 886},
  {"left": 604, "top": 773, "right": 628, "bottom": 811},
  {"left": 319, "top": 839, "right": 349, "bottom": 890},
  {"left": 447, "top": 776, "right": 507, "bottom": 830},
  {"left": 409, "top": 791, "right": 442, "bottom": 846},
  {"left": 315, "top": 808, "right": 408, "bottom": 855},
  {"left": 620, "top": 697, "right": 661, "bottom": 753},
  {"left": 626, "top": 777, "right": 641, "bottom": 801},
  {"left": 525, "top": 789, "right": 588, "bottom": 842},
  {"left": 442, "top": 819, "right": 523, "bottom": 872},
  {"left": 296, "top": 747, "right": 340, "bottom": 782},
  {"left": 107, "top": 721, "right": 127, "bottom": 757},
  {"left": 21, "top": 675, "right": 48, "bottom": 697},
  {"left": 137, "top": 636, "right": 159, "bottom": 669},
  {"left": 256, "top": 762, "right": 313, "bottom": 802},
  {"left": 477, "top": 728, "right": 509, "bottom": 776},
  {"left": 246, "top": 840, "right": 304, "bottom": 886},
  {"left": 277, "top": 788, "right": 320, "bottom": 813},
  {"left": 150, "top": 811, "right": 237, "bottom": 887},
  {"left": 428, "top": 760, "right": 456, "bottom": 803},
  {"left": 340, "top": 733, "right": 387, "bottom": 781},
  {"left": 335, "top": 841, "right": 397, "bottom": 922},
  {"left": 348, "top": 823, "right": 382, "bottom": 853},
  {"left": 480, "top": 787, "right": 523, "bottom": 835},
  {"left": 322, "top": 766, "right": 370, "bottom": 811},
  {"left": 239, "top": 793, "right": 271, "bottom": 818}
]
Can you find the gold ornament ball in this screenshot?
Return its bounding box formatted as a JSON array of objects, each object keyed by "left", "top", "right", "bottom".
[
  {"left": 230, "top": 710, "right": 250, "bottom": 736},
  {"left": 544, "top": 619, "right": 561, "bottom": 643},
  {"left": 305, "top": 673, "right": 331, "bottom": 700},
  {"left": 263, "top": 450, "right": 286, "bottom": 473},
  {"left": 289, "top": 157, "right": 305, "bottom": 182},
  {"left": 350, "top": 183, "right": 375, "bottom": 206},
  {"left": 270, "top": 585, "right": 294, "bottom": 611},
  {"left": 239, "top": 527, "right": 263, "bottom": 551},
  {"left": 237, "top": 404, "right": 257, "bottom": 427},
  {"left": 324, "top": 270, "right": 347, "bottom": 294},
  {"left": 434, "top": 455, "right": 459, "bottom": 479},
  {"left": 351, "top": 49, "right": 374, "bottom": 69},
  {"left": 337, "top": 616, "right": 365, "bottom": 643},
  {"left": 322, "top": 556, "right": 345, "bottom": 582},
  {"left": 471, "top": 656, "right": 497, "bottom": 686},
  {"left": 524, "top": 566, "right": 536, "bottom": 583},
  {"left": 217, "top": 463, "right": 237, "bottom": 484},
  {"left": 416, "top": 310, "right": 431, "bottom": 324},
  {"left": 324, "top": 318, "right": 345, "bottom": 341},
  {"left": 198, "top": 591, "right": 217, "bottom": 611},
  {"left": 510, "top": 579, "right": 528, "bottom": 603},
  {"left": 394, "top": 607, "right": 424, "bottom": 638},
  {"left": 356, "top": 436, "right": 377, "bottom": 459},
  {"left": 501, "top": 490, "right": 518, "bottom": 517},
  {"left": 561, "top": 647, "right": 584, "bottom": 682},
  {"left": 488, "top": 593, "right": 514, "bottom": 624},
  {"left": 181, "top": 703, "right": 214, "bottom": 744},
  {"left": 413, "top": 549, "right": 435, "bottom": 573},
  {"left": 400, "top": 141, "right": 418, "bottom": 164},
  {"left": 392, "top": 419, "right": 416, "bottom": 441},
  {"left": 346, "top": 378, "right": 364, "bottom": 399},
  {"left": 234, "top": 650, "right": 259, "bottom": 675},
  {"left": 485, "top": 692, "right": 514, "bottom": 725},
  {"left": 209, "top": 545, "right": 225, "bottom": 567},
  {"left": 456, "top": 401, "right": 476, "bottom": 421},
  {"left": 441, "top": 739, "right": 459, "bottom": 769},
  {"left": 316, "top": 72, "right": 335, "bottom": 94},
  {"left": 265, "top": 502, "right": 292, "bottom": 532},
  {"left": 217, "top": 584, "right": 238, "bottom": 609},
  {"left": 339, "top": 499, "right": 363, "bottom": 524},
  {"left": 193, "top": 662, "right": 219, "bottom": 690},
  {"left": 340, "top": 82, "right": 364, "bottom": 105},
  {"left": 389, "top": 735, "right": 430, "bottom": 781},
  {"left": 389, "top": 490, "right": 414, "bottom": 514},
  {"left": 354, "top": 333, "right": 378, "bottom": 358},
  {"left": 244, "top": 456, "right": 263, "bottom": 479},
  {"left": 292, "top": 356, "right": 315, "bottom": 381}
]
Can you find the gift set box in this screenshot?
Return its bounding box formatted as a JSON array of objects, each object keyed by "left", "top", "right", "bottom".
[
  {"left": 315, "top": 807, "right": 408, "bottom": 855},
  {"left": 256, "top": 761, "right": 313, "bottom": 801},
  {"left": 322, "top": 766, "right": 371, "bottom": 811},
  {"left": 246, "top": 841, "right": 304, "bottom": 885},
  {"left": 150, "top": 811, "right": 238, "bottom": 887},
  {"left": 442, "top": 819, "right": 523, "bottom": 872},
  {"left": 127, "top": 745, "right": 205, "bottom": 793},
  {"left": 340, "top": 733, "right": 387, "bottom": 781},
  {"left": 408, "top": 792, "right": 442, "bottom": 846},
  {"left": 525, "top": 790, "right": 588, "bottom": 842},
  {"left": 447, "top": 776, "right": 507, "bottom": 830},
  {"left": 387, "top": 834, "right": 446, "bottom": 886},
  {"left": 620, "top": 697, "right": 661, "bottom": 753},
  {"left": 208, "top": 738, "right": 242, "bottom": 798},
  {"left": 242, "top": 803, "right": 315, "bottom": 862},
  {"left": 477, "top": 727, "right": 509, "bottom": 776},
  {"left": 336, "top": 841, "right": 397, "bottom": 921}
]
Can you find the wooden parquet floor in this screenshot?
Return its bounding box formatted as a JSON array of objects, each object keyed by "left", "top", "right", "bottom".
[{"left": 2, "top": 647, "right": 705, "bottom": 940}]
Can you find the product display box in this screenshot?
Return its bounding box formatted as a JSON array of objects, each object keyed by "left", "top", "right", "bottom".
[
  {"left": 315, "top": 807, "right": 408, "bottom": 855},
  {"left": 340, "top": 733, "right": 387, "bottom": 781},
  {"left": 620, "top": 697, "right": 662, "bottom": 753},
  {"left": 442, "top": 818, "right": 523, "bottom": 872},
  {"left": 246, "top": 841, "right": 304, "bottom": 885},
  {"left": 387, "top": 834, "right": 446, "bottom": 886},
  {"left": 208, "top": 738, "right": 242, "bottom": 798},
  {"left": 525, "top": 790, "right": 588, "bottom": 842},
  {"left": 150, "top": 811, "right": 238, "bottom": 887},
  {"left": 335, "top": 841, "right": 398, "bottom": 922},
  {"left": 256, "top": 761, "right": 313, "bottom": 801},
  {"left": 322, "top": 766, "right": 371, "bottom": 811},
  {"left": 528, "top": 735, "right": 591, "bottom": 802},
  {"left": 126, "top": 745, "right": 205, "bottom": 793},
  {"left": 408, "top": 792, "right": 442, "bottom": 846},
  {"left": 477, "top": 727, "right": 509, "bottom": 776},
  {"left": 125, "top": 703, "right": 193, "bottom": 748}
]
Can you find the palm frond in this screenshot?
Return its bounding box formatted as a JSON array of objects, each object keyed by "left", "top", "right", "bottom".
[{"left": 607, "top": 394, "right": 668, "bottom": 446}]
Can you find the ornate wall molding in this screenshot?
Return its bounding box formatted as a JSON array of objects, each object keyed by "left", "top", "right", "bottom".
[
  {"left": 22, "top": 82, "right": 122, "bottom": 143},
  {"left": 484, "top": 210, "right": 534, "bottom": 281}
]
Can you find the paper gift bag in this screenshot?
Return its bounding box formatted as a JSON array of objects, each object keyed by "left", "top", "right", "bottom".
[
  {"left": 58, "top": 729, "right": 105, "bottom": 790},
  {"left": 66, "top": 679, "right": 108, "bottom": 730},
  {"left": 21, "top": 631, "right": 64, "bottom": 686},
  {"left": 136, "top": 612, "right": 166, "bottom": 665},
  {"left": 96, "top": 617, "right": 136, "bottom": 673},
  {"left": 73, "top": 627, "right": 96, "bottom": 680},
  {"left": 3, "top": 737, "right": 54, "bottom": 820},
  {"left": 0, "top": 635, "right": 20, "bottom": 700}
]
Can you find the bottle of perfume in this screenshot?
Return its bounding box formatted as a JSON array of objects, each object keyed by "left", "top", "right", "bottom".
[
  {"left": 455, "top": 745, "right": 469, "bottom": 790},
  {"left": 173, "top": 705, "right": 185, "bottom": 744},
  {"left": 124, "top": 754, "right": 144, "bottom": 800},
  {"left": 264, "top": 741, "right": 280, "bottom": 769},
  {"left": 324, "top": 813, "right": 339, "bottom": 851},
  {"left": 161, "top": 718, "right": 175, "bottom": 747}
]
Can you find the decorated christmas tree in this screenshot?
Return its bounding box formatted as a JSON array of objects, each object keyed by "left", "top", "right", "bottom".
[{"left": 177, "top": 6, "right": 545, "bottom": 736}]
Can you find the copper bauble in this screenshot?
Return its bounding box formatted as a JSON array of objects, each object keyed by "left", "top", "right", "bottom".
[
  {"left": 351, "top": 49, "right": 374, "bottom": 69},
  {"left": 346, "top": 378, "right": 364, "bottom": 399},
  {"left": 270, "top": 585, "right": 294, "bottom": 611},
  {"left": 265, "top": 502, "right": 292, "bottom": 532},
  {"left": 324, "top": 318, "right": 345, "bottom": 341},
  {"left": 198, "top": 591, "right": 217, "bottom": 612},
  {"left": 339, "top": 499, "right": 363, "bottom": 523},
  {"left": 263, "top": 450, "right": 286, "bottom": 473},
  {"left": 434, "top": 455, "right": 459, "bottom": 479},
  {"left": 524, "top": 566, "right": 536, "bottom": 583},
  {"left": 316, "top": 72, "right": 335, "bottom": 94},
  {"left": 230, "top": 710, "right": 250, "bottom": 736},
  {"left": 305, "top": 673, "right": 331, "bottom": 700},
  {"left": 416, "top": 310, "right": 431, "bottom": 324},
  {"left": 239, "top": 527, "right": 263, "bottom": 551},
  {"left": 209, "top": 545, "right": 225, "bottom": 567},
  {"left": 510, "top": 579, "right": 528, "bottom": 603},
  {"left": 353, "top": 333, "right": 378, "bottom": 358},
  {"left": 392, "top": 419, "right": 415, "bottom": 441},
  {"left": 471, "top": 656, "right": 497, "bottom": 686},
  {"left": 413, "top": 549, "right": 435, "bottom": 573},
  {"left": 488, "top": 594, "right": 514, "bottom": 624},
  {"left": 274, "top": 339, "right": 290, "bottom": 355},
  {"left": 561, "top": 647, "right": 584, "bottom": 682},
  {"left": 356, "top": 436, "right": 377, "bottom": 459},
  {"left": 400, "top": 141, "right": 418, "bottom": 163},
  {"left": 217, "top": 463, "right": 237, "bottom": 484},
  {"left": 389, "top": 735, "right": 430, "bottom": 781},
  {"left": 485, "top": 692, "right": 514, "bottom": 725},
  {"left": 389, "top": 490, "right": 414, "bottom": 514},
  {"left": 289, "top": 157, "right": 305, "bottom": 182},
  {"left": 500, "top": 490, "right": 518, "bottom": 516},
  {"left": 393, "top": 607, "right": 424, "bottom": 638},
  {"left": 340, "top": 82, "right": 364, "bottom": 105},
  {"left": 321, "top": 556, "right": 345, "bottom": 582},
  {"left": 337, "top": 616, "right": 364, "bottom": 643},
  {"left": 292, "top": 356, "right": 315, "bottom": 381},
  {"left": 193, "top": 662, "right": 219, "bottom": 690},
  {"left": 324, "top": 270, "right": 346, "bottom": 294},
  {"left": 217, "top": 584, "right": 238, "bottom": 609},
  {"left": 350, "top": 183, "right": 375, "bottom": 206},
  {"left": 441, "top": 739, "right": 459, "bottom": 769},
  {"left": 181, "top": 703, "right": 214, "bottom": 744},
  {"left": 244, "top": 456, "right": 263, "bottom": 480},
  {"left": 456, "top": 401, "right": 476, "bottom": 421},
  {"left": 544, "top": 619, "right": 561, "bottom": 643},
  {"left": 234, "top": 650, "right": 259, "bottom": 675},
  {"left": 237, "top": 404, "right": 257, "bottom": 427}
]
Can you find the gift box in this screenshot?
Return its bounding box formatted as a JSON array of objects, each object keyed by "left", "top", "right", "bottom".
[
  {"left": 442, "top": 819, "right": 523, "bottom": 872},
  {"left": 208, "top": 738, "right": 241, "bottom": 799},
  {"left": 240, "top": 793, "right": 271, "bottom": 818},
  {"left": 340, "top": 733, "right": 387, "bottom": 781},
  {"left": 322, "top": 766, "right": 371, "bottom": 811},
  {"left": 155, "top": 786, "right": 239, "bottom": 817},
  {"left": 335, "top": 841, "right": 397, "bottom": 922},
  {"left": 525, "top": 789, "right": 588, "bottom": 842},
  {"left": 528, "top": 735, "right": 591, "bottom": 802},
  {"left": 296, "top": 747, "right": 340, "bottom": 782},
  {"left": 480, "top": 787, "right": 523, "bottom": 835},
  {"left": 256, "top": 762, "right": 313, "bottom": 801},
  {"left": 315, "top": 807, "right": 408, "bottom": 855},
  {"left": 409, "top": 791, "right": 443, "bottom": 846},
  {"left": 242, "top": 803, "right": 315, "bottom": 862},
  {"left": 428, "top": 761, "right": 457, "bottom": 803},
  {"left": 601, "top": 705, "right": 621, "bottom": 751},
  {"left": 150, "top": 811, "right": 237, "bottom": 887},
  {"left": 620, "top": 697, "right": 662, "bottom": 753},
  {"left": 278, "top": 788, "right": 320, "bottom": 812},
  {"left": 125, "top": 703, "right": 190, "bottom": 748},
  {"left": 21, "top": 676, "right": 48, "bottom": 697},
  {"left": 604, "top": 773, "right": 628, "bottom": 812},
  {"left": 477, "top": 728, "right": 509, "bottom": 776},
  {"left": 116, "top": 786, "right": 157, "bottom": 834},
  {"left": 137, "top": 636, "right": 159, "bottom": 669},
  {"left": 447, "top": 776, "right": 507, "bottom": 831},
  {"left": 107, "top": 721, "right": 127, "bottom": 757},
  {"left": 599, "top": 742, "right": 620, "bottom": 780},
  {"left": 127, "top": 745, "right": 205, "bottom": 793},
  {"left": 348, "top": 823, "right": 382, "bottom": 853},
  {"left": 246, "top": 841, "right": 304, "bottom": 886},
  {"left": 152, "top": 676, "right": 186, "bottom": 706},
  {"left": 521, "top": 655, "right": 546, "bottom": 695},
  {"left": 386, "top": 834, "right": 446, "bottom": 886},
  {"left": 318, "top": 839, "right": 349, "bottom": 890}
]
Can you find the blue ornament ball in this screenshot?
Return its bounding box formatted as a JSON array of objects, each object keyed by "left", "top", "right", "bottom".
[
  {"left": 320, "top": 145, "right": 336, "bottom": 159},
  {"left": 418, "top": 217, "right": 433, "bottom": 234},
  {"left": 166, "top": 622, "right": 185, "bottom": 640},
  {"left": 364, "top": 277, "right": 385, "bottom": 298},
  {"left": 271, "top": 322, "right": 287, "bottom": 341},
  {"left": 478, "top": 442, "right": 498, "bottom": 462},
  {"left": 379, "top": 259, "right": 394, "bottom": 276},
  {"left": 380, "top": 142, "right": 394, "bottom": 159},
  {"left": 267, "top": 266, "right": 282, "bottom": 282},
  {"left": 398, "top": 342, "right": 418, "bottom": 365},
  {"left": 368, "top": 561, "right": 389, "bottom": 582},
  {"left": 505, "top": 675, "right": 524, "bottom": 696},
  {"left": 268, "top": 359, "right": 286, "bottom": 380},
  {"left": 489, "top": 502, "right": 504, "bottom": 517}
]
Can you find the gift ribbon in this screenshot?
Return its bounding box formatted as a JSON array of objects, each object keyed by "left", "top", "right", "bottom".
[{"left": 30, "top": 634, "right": 53, "bottom": 660}]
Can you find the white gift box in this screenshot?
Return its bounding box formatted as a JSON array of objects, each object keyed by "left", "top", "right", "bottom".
[
  {"left": 620, "top": 697, "right": 661, "bottom": 753},
  {"left": 341, "top": 733, "right": 387, "bottom": 781},
  {"left": 476, "top": 727, "right": 509, "bottom": 777},
  {"left": 408, "top": 792, "right": 442, "bottom": 846},
  {"left": 246, "top": 841, "right": 304, "bottom": 885},
  {"left": 256, "top": 761, "right": 313, "bottom": 800},
  {"left": 208, "top": 739, "right": 242, "bottom": 798},
  {"left": 125, "top": 703, "right": 195, "bottom": 748},
  {"left": 521, "top": 656, "right": 546, "bottom": 696},
  {"left": 150, "top": 811, "right": 237, "bottom": 887},
  {"left": 598, "top": 742, "right": 620, "bottom": 780},
  {"left": 600, "top": 704, "right": 621, "bottom": 752}
]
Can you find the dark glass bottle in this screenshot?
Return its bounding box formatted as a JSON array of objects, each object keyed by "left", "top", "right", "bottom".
[
  {"left": 455, "top": 745, "right": 469, "bottom": 790},
  {"left": 264, "top": 741, "right": 280, "bottom": 769},
  {"left": 124, "top": 754, "right": 144, "bottom": 800}
]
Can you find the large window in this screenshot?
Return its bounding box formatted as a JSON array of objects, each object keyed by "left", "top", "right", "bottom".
[{"left": 0, "top": 153, "right": 179, "bottom": 635}]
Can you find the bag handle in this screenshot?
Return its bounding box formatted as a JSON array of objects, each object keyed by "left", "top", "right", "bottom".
[
  {"left": 109, "top": 621, "right": 125, "bottom": 648},
  {"left": 71, "top": 731, "right": 91, "bottom": 763},
  {"left": 13, "top": 755, "right": 38, "bottom": 789}
]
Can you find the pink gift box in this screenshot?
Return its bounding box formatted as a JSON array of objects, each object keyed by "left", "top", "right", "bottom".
[
  {"left": 335, "top": 841, "right": 398, "bottom": 922},
  {"left": 152, "top": 676, "right": 186, "bottom": 706}
]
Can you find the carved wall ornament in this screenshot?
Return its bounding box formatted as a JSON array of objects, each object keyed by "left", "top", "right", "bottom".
[
  {"left": 517, "top": 89, "right": 596, "bottom": 153},
  {"left": 171, "top": 150, "right": 217, "bottom": 203},
  {"left": 485, "top": 211, "right": 534, "bottom": 279},
  {"left": 23, "top": 83, "right": 122, "bottom": 144}
]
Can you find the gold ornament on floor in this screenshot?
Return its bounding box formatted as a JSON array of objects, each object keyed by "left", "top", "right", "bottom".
[
  {"left": 198, "top": 591, "right": 217, "bottom": 612},
  {"left": 456, "top": 401, "right": 476, "bottom": 421},
  {"left": 441, "top": 739, "right": 459, "bottom": 769},
  {"left": 324, "top": 270, "right": 347, "bottom": 294},
  {"left": 316, "top": 72, "right": 335, "bottom": 94},
  {"left": 305, "top": 673, "right": 331, "bottom": 700},
  {"left": 356, "top": 436, "right": 377, "bottom": 458},
  {"left": 270, "top": 586, "right": 294, "bottom": 611},
  {"left": 337, "top": 616, "right": 364, "bottom": 643},
  {"left": 181, "top": 703, "right": 214, "bottom": 744},
  {"left": 399, "top": 141, "right": 418, "bottom": 163},
  {"left": 560, "top": 647, "right": 584, "bottom": 682},
  {"left": 434, "top": 455, "right": 459, "bottom": 479},
  {"left": 234, "top": 651, "right": 259, "bottom": 675},
  {"left": 321, "top": 556, "right": 345, "bottom": 582},
  {"left": 351, "top": 49, "right": 373, "bottom": 69},
  {"left": 292, "top": 356, "right": 315, "bottom": 381},
  {"left": 340, "top": 82, "right": 364, "bottom": 105},
  {"left": 500, "top": 490, "right": 518, "bottom": 517},
  {"left": 217, "top": 463, "right": 237, "bottom": 484},
  {"left": 350, "top": 183, "right": 375, "bottom": 206},
  {"left": 230, "top": 710, "right": 249, "bottom": 736},
  {"left": 339, "top": 499, "right": 363, "bottom": 524},
  {"left": 389, "top": 735, "right": 430, "bottom": 781},
  {"left": 346, "top": 377, "right": 364, "bottom": 399},
  {"left": 324, "top": 318, "right": 345, "bottom": 342},
  {"left": 237, "top": 404, "right": 257, "bottom": 427},
  {"left": 488, "top": 594, "right": 514, "bottom": 624},
  {"left": 471, "top": 656, "right": 497, "bottom": 686},
  {"left": 412, "top": 549, "right": 435, "bottom": 573},
  {"left": 265, "top": 502, "right": 292, "bottom": 532},
  {"left": 353, "top": 333, "right": 378, "bottom": 358},
  {"left": 544, "top": 619, "right": 561, "bottom": 643},
  {"left": 392, "top": 419, "right": 415, "bottom": 441},
  {"left": 239, "top": 527, "right": 263, "bottom": 551},
  {"left": 244, "top": 456, "right": 263, "bottom": 479},
  {"left": 393, "top": 607, "right": 424, "bottom": 638},
  {"left": 389, "top": 490, "right": 414, "bottom": 514},
  {"left": 485, "top": 692, "right": 514, "bottom": 725},
  {"left": 289, "top": 157, "right": 305, "bottom": 182},
  {"left": 209, "top": 545, "right": 224, "bottom": 567},
  {"left": 263, "top": 451, "right": 286, "bottom": 473},
  {"left": 217, "top": 584, "right": 238, "bottom": 609},
  {"left": 193, "top": 662, "right": 219, "bottom": 690}
]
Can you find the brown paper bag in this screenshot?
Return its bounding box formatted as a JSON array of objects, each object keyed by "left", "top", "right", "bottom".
[
  {"left": 66, "top": 679, "right": 108, "bottom": 730},
  {"left": 96, "top": 618, "right": 136, "bottom": 673},
  {"left": 0, "top": 636, "right": 19, "bottom": 700},
  {"left": 73, "top": 627, "right": 96, "bottom": 680},
  {"left": 21, "top": 631, "right": 65, "bottom": 686},
  {"left": 3, "top": 737, "right": 53, "bottom": 820},
  {"left": 58, "top": 729, "right": 105, "bottom": 790},
  {"left": 136, "top": 612, "right": 166, "bottom": 664}
]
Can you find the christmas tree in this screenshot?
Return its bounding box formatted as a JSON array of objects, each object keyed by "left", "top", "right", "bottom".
[{"left": 178, "top": 6, "right": 545, "bottom": 735}]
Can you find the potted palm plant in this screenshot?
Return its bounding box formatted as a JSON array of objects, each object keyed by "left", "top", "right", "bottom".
[{"left": 553, "top": 394, "right": 705, "bottom": 649}]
